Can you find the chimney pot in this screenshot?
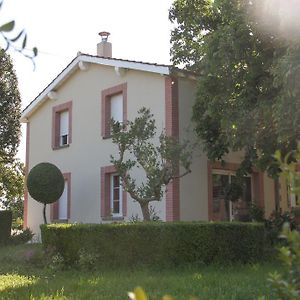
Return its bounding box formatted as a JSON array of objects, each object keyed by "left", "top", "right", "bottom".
[{"left": 99, "top": 31, "right": 110, "bottom": 42}]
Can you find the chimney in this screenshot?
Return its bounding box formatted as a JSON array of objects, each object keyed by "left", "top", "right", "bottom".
[{"left": 97, "top": 31, "right": 112, "bottom": 58}]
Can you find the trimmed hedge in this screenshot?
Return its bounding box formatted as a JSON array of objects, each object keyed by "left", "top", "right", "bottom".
[
  {"left": 41, "top": 222, "right": 267, "bottom": 266},
  {"left": 0, "top": 210, "right": 12, "bottom": 244}
]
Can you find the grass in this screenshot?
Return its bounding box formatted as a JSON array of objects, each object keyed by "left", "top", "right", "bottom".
[{"left": 0, "top": 243, "right": 281, "bottom": 300}]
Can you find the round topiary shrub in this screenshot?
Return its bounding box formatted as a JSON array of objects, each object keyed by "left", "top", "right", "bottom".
[{"left": 27, "top": 162, "right": 64, "bottom": 224}]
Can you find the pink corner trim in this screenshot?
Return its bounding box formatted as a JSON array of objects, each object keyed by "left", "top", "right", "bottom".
[
  {"left": 165, "top": 77, "right": 180, "bottom": 221},
  {"left": 23, "top": 122, "right": 30, "bottom": 229}
]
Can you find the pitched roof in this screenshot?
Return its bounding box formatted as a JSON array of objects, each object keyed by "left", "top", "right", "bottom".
[{"left": 21, "top": 54, "right": 196, "bottom": 122}]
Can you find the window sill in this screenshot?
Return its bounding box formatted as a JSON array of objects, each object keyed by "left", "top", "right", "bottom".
[
  {"left": 102, "top": 216, "right": 124, "bottom": 221},
  {"left": 52, "top": 144, "right": 70, "bottom": 150}
]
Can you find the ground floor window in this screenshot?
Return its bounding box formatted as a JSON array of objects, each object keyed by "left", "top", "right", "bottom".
[
  {"left": 110, "top": 174, "right": 122, "bottom": 217},
  {"left": 51, "top": 173, "right": 71, "bottom": 222},
  {"left": 212, "top": 170, "right": 252, "bottom": 221},
  {"left": 101, "top": 165, "right": 127, "bottom": 219}
]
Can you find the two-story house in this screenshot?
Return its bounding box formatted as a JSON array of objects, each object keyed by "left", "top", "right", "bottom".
[{"left": 21, "top": 33, "right": 289, "bottom": 235}]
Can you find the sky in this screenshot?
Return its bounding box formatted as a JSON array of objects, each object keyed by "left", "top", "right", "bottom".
[{"left": 0, "top": 0, "right": 174, "bottom": 162}]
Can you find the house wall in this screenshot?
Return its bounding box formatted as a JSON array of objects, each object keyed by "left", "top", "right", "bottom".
[
  {"left": 26, "top": 64, "right": 168, "bottom": 234},
  {"left": 177, "top": 77, "right": 209, "bottom": 221}
]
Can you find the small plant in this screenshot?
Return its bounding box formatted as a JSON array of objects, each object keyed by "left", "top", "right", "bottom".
[
  {"left": 264, "top": 210, "right": 296, "bottom": 246},
  {"left": 267, "top": 225, "right": 300, "bottom": 299},
  {"left": 9, "top": 228, "right": 33, "bottom": 245},
  {"left": 130, "top": 214, "right": 141, "bottom": 223},
  {"left": 249, "top": 203, "right": 265, "bottom": 222},
  {"left": 49, "top": 253, "right": 65, "bottom": 271},
  {"left": 78, "top": 249, "right": 99, "bottom": 271},
  {"left": 149, "top": 205, "right": 161, "bottom": 222}
]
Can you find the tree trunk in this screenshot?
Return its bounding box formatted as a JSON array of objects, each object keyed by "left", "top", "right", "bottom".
[
  {"left": 43, "top": 203, "right": 47, "bottom": 224},
  {"left": 274, "top": 177, "right": 280, "bottom": 213},
  {"left": 140, "top": 202, "right": 150, "bottom": 221}
]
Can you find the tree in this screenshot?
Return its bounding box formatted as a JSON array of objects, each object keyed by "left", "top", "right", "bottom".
[
  {"left": 0, "top": 48, "right": 21, "bottom": 163},
  {"left": 0, "top": 159, "right": 24, "bottom": 225},
  {"left": 111, "top": 107, "right": 192, "bottom": 221},
  {"left": 169, "top": 0, "right": 300, "bottom": 211},
  {"left": 0, "top": 48, "right": 25, "bottom": 225},
  {"left": 27, "top": 162, "right": 65, "bottom": 224}
]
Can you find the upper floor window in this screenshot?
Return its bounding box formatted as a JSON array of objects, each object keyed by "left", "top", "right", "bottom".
[
  {"left": 59, "top": 110, "right": 69, "bottom": 146},
  {"left": 52, "top": 101, "right": 72, "bottom": 149},
  {"left": 101, "top": 83, "right": 127, "bottom": 138},
  {"left": 110, "top": 94, "right": 123, "bottom": 124}
]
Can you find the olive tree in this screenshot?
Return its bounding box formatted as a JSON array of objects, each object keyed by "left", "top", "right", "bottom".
[
  {"left": 27, "top": 162, "right": 64, "bottom": 224},
  {"left": 111, "top": 107, "right": 192, "bottom": 221}
]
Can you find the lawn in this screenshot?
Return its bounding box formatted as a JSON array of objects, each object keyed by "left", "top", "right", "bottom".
[{"left": 0, "top": 244, "right": 280, "bottom": 300}]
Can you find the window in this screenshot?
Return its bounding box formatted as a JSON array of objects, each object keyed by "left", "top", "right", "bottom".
[
  {"left": 51, "top": 173, "right": 71, "bottom": 222},
  {"left": 212, "top": 170, "right": 252, "bottom": 221},
  {"left": 59, "top": 110, "right": 69, "bottom": 146},
  {"left": 101, "top": 83, "right": 127, "bottom": 138},
  {"left": 111, "top": 174, "right": 122, "bottom": 216},
  {"left": 110, "top": 94, "right": 123, "bottom": 123},
  {"left": 101, "top": 166, "right": 127, "bottom": 219},
  {"left": 52, "top": 101, "right": 72, "bottom": 149}
]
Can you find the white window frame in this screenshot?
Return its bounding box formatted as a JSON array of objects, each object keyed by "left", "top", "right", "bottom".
[{"left": 110, "top": 174, "right": 123, "bottom": 217}]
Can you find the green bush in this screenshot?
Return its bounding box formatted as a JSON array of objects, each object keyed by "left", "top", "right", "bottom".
[
  {"left": 41, "top": 222, "right": 267, "bottom": 267},
  {"left": 9, "top": 228, "right": 33, "bottom": 245},
  {"left": 0, "top": 210, "right": 12, "bottom": 244}
]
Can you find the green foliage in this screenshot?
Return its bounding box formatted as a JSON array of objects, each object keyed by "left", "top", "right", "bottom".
[
  {"left": 264, "top": 211, "right": 296, "bottom": 247},
  {"left": 27, "top": 162, "right": 64, "bottom": 205},
  {"left": 9, "top": 228, "right": 33, "bottom": 245},
  {"left": 27, "top": 162, "right": 64, "bottom": 224},
  {"left": 0, "top": 49, "right": 21, "bottom": 163},
  {"left": 0, "top": 210, "right": 12, "bottom": 244},
  {"left": 0, "top": 159, "right": 24, "bottom": 224},
  {"left": 249, "top": 203, "right": 265, "bottom": 222},
  {"left": 111, "top": 107, "right": 192, "bottom": 220},
  {"left": 169, "top": 0, "right": 300, "bottom": 182},
  {"left": 41, "top": 222, "right": 266, "bottom": 267},
  {"left": 267, "top": 226, "right": 300, "bottom": 299},
  {"left": 0, "top": 243, "right": 279, "bottom": 299}
]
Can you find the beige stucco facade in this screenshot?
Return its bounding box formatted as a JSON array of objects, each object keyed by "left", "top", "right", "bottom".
[{"left": 23, "top": 54, "right": 290, "bottom": 236}]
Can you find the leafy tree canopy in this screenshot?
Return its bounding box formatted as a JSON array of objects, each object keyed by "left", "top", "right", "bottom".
[
  {"left": 0, "top": 159, "right": 24, "bottom": 220},
  {"left": 169, "top": 0, "right": 300, "bottom": 179},
  {"left": 0, "top": 48, "right": 21, "bottom": 163}
]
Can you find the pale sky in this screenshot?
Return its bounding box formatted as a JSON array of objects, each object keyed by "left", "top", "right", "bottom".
[{"left": 0, "top": 0, "right": 174, "bottom": 162}]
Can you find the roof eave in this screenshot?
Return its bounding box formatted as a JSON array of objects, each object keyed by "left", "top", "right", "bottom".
[{"left": 21, "top": 55, "right": 197, "bottom": 122}]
